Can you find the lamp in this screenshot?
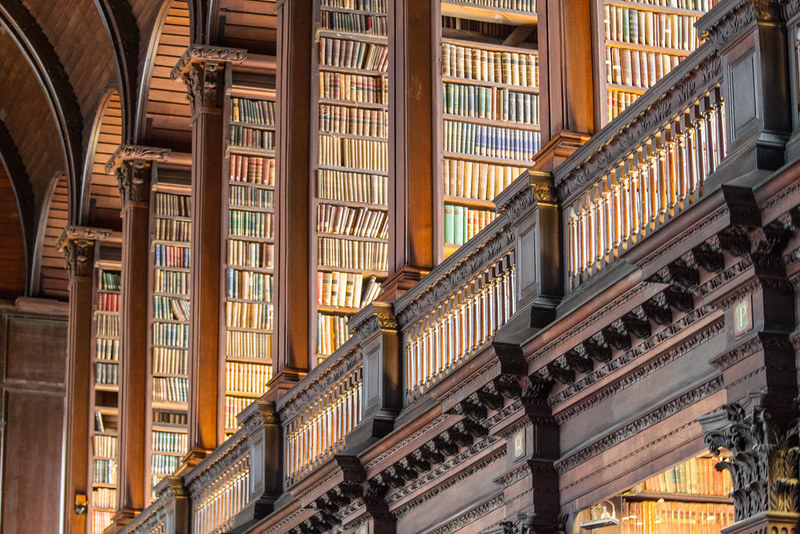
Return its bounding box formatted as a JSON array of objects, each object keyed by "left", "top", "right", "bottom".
[{"left": 578, "top": 500, "right": 620, "bottom": 530}]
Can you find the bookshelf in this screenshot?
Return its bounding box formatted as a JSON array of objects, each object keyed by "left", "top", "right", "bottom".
[
  {"left": 313, "top": 0, "right": 390, "bottom": 363},
  {"left": 146, "top": 180, "right": 191, "bottom": 499},
  {"left": 580, "top": 455, "right": 734, "bottom": 532},
  {"left": 599, "top": 0, "right": 715, "bottom": 123},
  {"left": 438, "top": 1, "right": 541, "bottom": 257},
  {"left": 88, "top": 259, "right": 121, "bottom": 534},
  {"left": 221, "top": 79, "right": 277, "bottom": 437}
]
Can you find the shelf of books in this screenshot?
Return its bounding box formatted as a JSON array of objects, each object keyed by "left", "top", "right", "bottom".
[
  {"left": 439, "top": 1, "right": 540, "bottom": 257},
  {"left": 222, "top": 84, "right": 277, "bottom": 437},
  {"left": 147, "top": 182, "right": 191, "bottom": 499},
  {"left": 314, "top": 0, "right": 390, "bottom": 364},
  {"left": 89, "top": 260, "right": 121, "bottom": 533},
  {"left": 579, "top": 454, "right": 734, "bottom": 532},
  {"left": 600, "top": 0, "right": 716, "bottom": 123}
]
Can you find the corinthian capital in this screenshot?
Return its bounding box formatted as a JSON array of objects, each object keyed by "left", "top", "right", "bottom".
[{"left": 170, "top": 45, "right": 247, "bottom": 114}]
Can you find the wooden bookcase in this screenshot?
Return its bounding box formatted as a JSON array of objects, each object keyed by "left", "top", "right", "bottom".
[
  {"left": 596, "top": 0, "right": 715, "bottom": 124},
  {"left": 220, "top": 72, "right": 277, "bottom": 437},
  {"left": 312, "top": 0, "right": 390, "bottom": 365},
  {"left": 145, "top": 174, "right": 191, "bottom": 499},
  {"left": 438, "top": 0, "right": 541, "bottom": 258},
  {"left": 88, "top": 253, "right": 121, "bottom": 534}
]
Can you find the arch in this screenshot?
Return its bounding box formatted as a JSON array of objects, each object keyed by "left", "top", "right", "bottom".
[
  {"left": 134, "top": 0, "right": 192, "bottom": 150},
  {"left": 31, "top": 174, "right": 70, "bottom": 300},
  {"left": 80, "top": 90, "right": 123, "bottom": 229},
  {"left": 0, "top": 159, "right": 29, "bottom": 299},
  {"left": 214, "top": 0, "right": 278, "bottom": 55}
]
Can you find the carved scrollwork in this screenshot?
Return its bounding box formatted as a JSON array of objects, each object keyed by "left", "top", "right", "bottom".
[
  {"left": 105, "top": 144, "right": 171, "bottom": 175},
  {"left": 116, "top": 159, "right": 152, "bottom": 209}
]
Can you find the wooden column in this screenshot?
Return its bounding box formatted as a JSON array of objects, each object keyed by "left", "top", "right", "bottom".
[
  {"left": 59, "top": 226, "right": 108, "bottom": 534},
  {"left": 383, "top": 0, "right": 437, "bottom": 298},
  {"left": 171, "top": 45, "right": 246, "bottom": 462},
  {"left": 269, "top": 0, "right": 313, "bottom": 395},
  {"left": 533, "top": 0, "right": 595, "bottom": 171},
  {"left": 109, "top": 153, "right": 157, "bottom": 525}
]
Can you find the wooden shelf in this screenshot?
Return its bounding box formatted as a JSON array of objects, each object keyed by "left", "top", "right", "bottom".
[
  {"left": 154, "top": 214, "right": 191, "bottom": 222},
  {"left": 227, "top": 234, "right": 274, "bottom": 243},
  {"left": 606, "top": 83, "right": 647, "bottom": 94},
  {"left": 318, "top": 131, "right": 388, "bottom": 142},
  {"left": 92, "top": 483, "right": 117, "bottom": 490},
  {"left": 151, "top": 450, "right": 185, "bottom": 457},
  {"left": 444, "top": 195, "right": 498, "bottom": 209},
  {"left": 153, "top": 266, "right": 191, "bottom": 273},
  {"left": 225, "top": 264, "right": 274, "bottom": 274},
  {"left": 317, "top": 232, "right": 387, "bottom": 243},
  {"left": 151, "top": 423, "right": 189, "bottom": 432},
  {"left": 318, "top": 5, "right": 387, "bottom": 16},
  {"left": 228, "top": 203, "right": 275, "bottom": 211},
  {"left": 225, "top": 296, "right": 273, "bottom": 305},
  {"left": 605, "top": 39, "right": 693, "bottom": 56},
  {"left": 95, "top": 384, "right": 119, "bottom": 392},
  {"left": 317, "top": 304, "right": 362, "bottom": 314},
  {"left": 316, "top": 197, "right": 388, "bottom": 210},
  {"left": 152, "top": 239, "right": 190, "bottom": 247},
  {"left": 318, "top": 98, "right": 388, "bottom": 110},
  {"left": 604, "top": 0, "right": 707, "bottom": 16},
  {"left": 443, "top": 151, "right": 535, "bottom": 166},
  {"left": 224, "top": 325, "right": 274, "bottom": 334},
  {"left": 228, "top": 181, "right": 275, "bottom": 191},
  {"left": 317, "top": 265, "right": 388, "bottom": 277},
  {"left": 442, "top": 1, "right": 538, "bottom": 26},
  {"left": 225, "top": 355, "right": 273, "bottom": 364},
  {"left": 441, "top": 75, "right": 539, "bottom": 93},
  {"left": 226, "top": 145, "right": 275, "bottom": 157},
  {"left": 151, "top": 317, "right": 190, "bottom": 325},
  {"left": 442, "top": 36, "right": 539, "bottom": 54},
  {"left": 229, "top": 120, "right": 275, "bottom": 130},
  {"left": 151, "top": 401, "right": 188, "bottom": 411},
  {"left": 622, "top": 491, "right": 733, "bottom": 504},
  {"left": 225, "top": 390, "right": 265, "bottom": 399},
  {"left": 316, "top": 27, "right": 387, "bottom": 44},
  {"left": 442, "top": 113, "right": 540, "bottom": 131},
  {"left": 318, "top": 164, "right": 388, "bottom": 175},
  {"left": 318, "top": 63, "right": 387, "bottom": 77}
]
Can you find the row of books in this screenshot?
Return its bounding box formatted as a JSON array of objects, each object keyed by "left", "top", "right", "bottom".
[
  {"left": 608, "top": 88, "right": 641, "bottom": 121},
  {"left": 152, "top": 323, "right": 189, "bottom": 348},
  {"left": 229, "top": 185, "right": 273, "bottom": 209},
  {"left": 319, "top": 37, "right": 388, "bottom": 72},
  {"left": 318, "top": 135, "right": 388, "bottom": 171},
  {"left": 319, "top": 104, "right": 388, "bottom": 138},
  {"left": 317, "top": 169, "right": 388, "bottom": 205},
  {"left": 92, "top": 487, "right": 116, "bottom": 511},
  {"left": 227, "top": 239, "right": 274, "bottom": 270},
  {"left": 320, "top": 0, "right": 387, "bottom": 13},
  {"left": 444, "top": 83, "right": 539, "bottom": 126},
  {"left": 319, "top": 72, "right": 389, "bottom": 104},
  {"left": 93, "top": 434, "right": 117, "bottom": 458},
  {"left": 318, "top": 237, "right": 388, "bottom": 271},
  {"left": 229, "top": 154, "right": 276, "bottom": 185},
  {"left": 93, "top": 459, "right": 117, "bottom": 485},
  {"left": 638, "top": 457, "right": 732, "bottom": 496},
  {"left": 154, "top": 270, "right": 189, "bottom": 295},
  {"left": 152, "top": 430, "right": 188, "bottom": 453},
  {"left": 153, "top": 410, "right": 187, "bottom": 426},
  {"left": 607, "top": 46, "right": 680, "bottom": 88},
  {"left": 151, "top": 453, "right": 182, "bottom": 475},
  {"left": 444, "top": 205, "right": 498, "bottom": 246},
  {"left": 153, "top": 347, "right": 188, "bottom": 376},
  {"left": 445, "top": 0, "right": 536, "bottom": 11},
  {"left": 619, "top": 500, "right": 733, "bottom": 533},
  {"left": 444, "top": 120, "right": 542, "bottom": 161},
  {"left": 153, "top": 296, "right": 190, "bottom": 322},
  {"left": 442, "top": 44, "right": 539, "bottom": 88},
  {"left": 320, "top": 10, "right": 387, "bottom": 36},
  {"left": 95, "top": 338, "right": 120, "bottom": 361},
  {"left": 226, "top": 361, "right": 273, "bottom": 395},
  {"left": 443, "top": 159, "right": 525, "bottom": 200},
  {"left": 154, "top": 245, "right": 190, "bottom": 269},
  {"left": 226, "top": 269, "right": 273, "bottom": 302},
  {"left": 225, "top": 396, "right": 256, "bottom": 431},
  {"left": 620, "top": 0, "right": 713, "bottom": 9},
  {"left": 229, "top": 210, "right": 273, "bottom": 239},
  {"left": 152, "top": 377, "right": 189, "bottom": 404},
  {"left": 155, "top": 193, "right": 191, "bottom": 218},
  {"left": 317, "top": 271, "right": 381, "bottom": 309},
  {"left": 96, "top": 362, "right": 119, "bottom": 386},
  {"left": 605, "top": 6, "right": 700, "bottom": 51},
  {"left": 226, "top": 331, "right": 273, "bottom": 360},
  {"left": 94, "top": 412, "right": 112, "bottom": 433},
  {"left": 230, "top": 97, "right": 275, "bottom": 126},
  {"left": 442, "top": 17, "right": 514, "bottom": 40},
  {"left": 96, "top": 313, "right": 119, "bottom": 338},
  {"left": 229, "top": 126, "right": 275, "bottom": 150},
  {"left": 99, "top": 271, "right": 121, "bottom": 290},
  {"left": 92, "top": 511, "right": 114, "bottom": 533},
  {"left": 317, "top": 313, "right": 349, "bottom": 356},
  {"left": 154, "top": 218, "right": 190, "bottom": 243},
  {"left": 317, "top": 204, "right": 388, "bottom": 239},
  {"left": 97, "top": 292, "right": 120, "bottom": 312},
  {"left": 225, "top": 301, "right": 273, "bottom": 330}
]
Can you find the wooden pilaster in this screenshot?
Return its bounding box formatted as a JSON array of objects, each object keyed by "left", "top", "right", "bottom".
[
  {"left": 59, "top": 226, "right": 108, "bottom": 534},
  {"left": 108, "top": 152, "right": 158, "bottom": 525},
  {"left": 383, "top": 0, "right": 437, "bottom": 298},
  {"left": 269, "top": 0, "right": 313, "bottom": 395},
  {"left": 171, "top": 45, "right": 246, "bottom": 463}
]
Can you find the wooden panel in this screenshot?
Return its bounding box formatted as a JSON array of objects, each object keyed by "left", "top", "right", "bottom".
[
  {"left": 40, "top": 175, "right": 69, "bottom": 300},
  {"left": 219, "top": 0, "right": 277, "bottom": 54},
  {"left": 4, "top": 315, "right": 67, "bottom": 385},
  {"left": 0, "top": 165, "right": 26, "bottom": 299},
  {"left": 87, "top": 92, "right": 122, "bottom": 229}
]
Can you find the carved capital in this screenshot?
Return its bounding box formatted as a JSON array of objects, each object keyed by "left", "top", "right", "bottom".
[
  {"left": 701, "top": 394, "right": 800, "bottom": 522},
  {"left": 171, "top": 45, "right": 246, "bottom": 113},
  {"left": 58, "top": 226, "right": 109, "bottom": 280},
  {"left": 105, "top": 144, "right": 171, "bottom": 175},
  {"left": 116, "top": 159, "right": 152, "bottom": 209}
]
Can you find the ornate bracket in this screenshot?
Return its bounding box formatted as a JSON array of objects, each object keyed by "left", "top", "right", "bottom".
[
  {"left": 116, "top": 159, "right": 152, "bottom": 210},
  {"left": 170, "top": 45, "right": 247, "bottom": 114},
  {"left": 57, "top": 226, "right": 112, "bottom": 280}
]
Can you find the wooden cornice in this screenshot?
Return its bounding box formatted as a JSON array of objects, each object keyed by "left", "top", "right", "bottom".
[
  {"left": 0, "top": 0, "right": 84, "bottom": 223},
  {"left": 169, "top": 44, "right": 247, "bottom": 81},
  {"left": 104, "top": 144, "right": 173, "bottom": 175},
  {"left": 0, "top": 119, "right": 36, "bottom": 296},
  {"left": 93, "top": 0, "right": 139, "bottom": 144}
]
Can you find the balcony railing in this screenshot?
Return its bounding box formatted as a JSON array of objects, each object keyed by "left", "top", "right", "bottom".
[{"left": 117, "top": 476, "right": 187, "bottom": 534}]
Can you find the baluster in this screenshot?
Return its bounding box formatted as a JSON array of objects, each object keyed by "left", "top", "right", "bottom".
[
  {"left": 435, "top": 307, "right": 443, "bottom": 378},
  {"left": 665, "top": 127, "right": 678, "bottom": 215},
  {"left": 568, "top": 210, "right": 578, "bottom": 280},
  {"left": 626, "top": 156, "right": 641, "bottom": 239},
  {"left": 682, "top": 110, "right": 698, "bottom": 200},
  {"left": 693, "top": 102, "right": 708, "bottom": 193}
]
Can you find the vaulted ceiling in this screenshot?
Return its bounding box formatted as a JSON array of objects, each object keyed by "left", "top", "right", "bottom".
[{"left": 0, "top": 0, "right": 277, "bottom": 300}]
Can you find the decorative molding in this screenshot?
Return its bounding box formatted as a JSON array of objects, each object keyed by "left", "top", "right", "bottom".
[
  {"left": 185, "top": 434, "right": 250, "bottom": 496},
  {"left": 364, "top": 414, "right": 452, "bottom": 470},
  {"left": 59, "top": 229, "right": 103, "bottom": 280},
  {"left": 350, "top": 302, "right": 398, "bottom": 341},
  {"left": 555, "top": 376, "right": 723, "bottom": 473},
  {"left": 711, "top": 336, "right": 764, "bottom": 370},
  {"left": 56, "top": 225, "right": 113, "bottom": 251},
  {"left": 170, "top": 45, "right": 247, "bottom": 80},
  {"left": 104, "top": 144, "right": 171, "bottom": 175},
  {"left": 116, "top": 159, "right": 152, "bottom": 209},
  {"left": 171, "top": 46, "right": 246, "bottom": 113},
  {"left": 430, "top": 494, "right": 505, "bottom": 534},
  {"left": 699, "top": 0, "right": 756, "bottom": 47}
]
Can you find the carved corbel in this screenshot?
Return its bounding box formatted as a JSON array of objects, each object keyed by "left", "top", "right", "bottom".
[
  {"left": 582, "top": 335, "right": 612, "bottom": 363},
  {"left": 693, "top": 241, "right": 725, "bottom": 273},
  {"left": 621, "top": 311, "right": 651, "bottom": 339},
  {"left": 662, "top": 286, "right": 695, "bottom": 312},
  {"left": 564, "top": 347, "right": 593, "bottom": 374},
  {"left": 419, "top": 441, "right": 445, "bottom": 465},
  {"left": 433, "top": 433, "right": 459, "bottom": 457},
  {"left": 394, "top": 458, "right": 418, "bottom": 482},
  {"left": 602, "top": 322, "right": 631, "bottom": 350},
  {"left": 546, "top": 358, "right": 575, "bottom": 385},
  {"left": 59, "top": 226, "right": 109, "bottom": 280},
  {"left": 477, "top": 381, "right": 505, "bottom": 410},
  {"left": 170, "top": 45, "right": 247, "bottom": 114},
  {"left": 456, "top": 418, "right": 488, "bottom": 440},
  {"left": 642, "top": 294, "right": 673, "bottom": 325},
  {"left": 494, "top": 374, "right": 523, "bottom": 399},
  {"left": 718, "top": 226, "right": 751, "bottom": 257},
  {"left": 405, "top": 451, "right": 430, "bottom": 473},
  {"left": 459, "top": 393, "right": 488, "bottom": 421},
  {"left": 652, "top": 260, "right": 700, "bottom": 289},
  {"left": 116, "top": 158, "right": 152, "bottom": 210}
]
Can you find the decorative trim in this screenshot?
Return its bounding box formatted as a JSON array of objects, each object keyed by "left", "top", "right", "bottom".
[
  {"left": 698, "top": 0, "right": 756, "bottom": 47},
  {"left": 429, "top": 493, "right": 505, "bottom": 534},
  {"left": 104, "top": 144, "right": 171, "bottom": 175},
  {"left": 555, "top": 376, "right": 723, "bottom": 473},
  {"left": 169, "top": 45, "right": 247, "bottom": 80},
  {"left": 185, "top": 434, "right": 250, "bottom": 495},
  {"left": 365, "top": 414, "right": 452, "bottom": 470},
  {"left": 56, "top": 225, "right": 113, "bottom": 250}
]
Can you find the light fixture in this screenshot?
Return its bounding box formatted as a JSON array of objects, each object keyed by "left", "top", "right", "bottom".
[{"left": 578, "top": 500, "right": 621, "bottom": 530}]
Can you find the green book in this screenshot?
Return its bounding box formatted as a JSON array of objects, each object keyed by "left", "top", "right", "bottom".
[
  {"left": 444, "top": 204, "right": 455, "bottom": 244},
  {"left": 454, "top": 205, "right": 465, "bottom": 245}
]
